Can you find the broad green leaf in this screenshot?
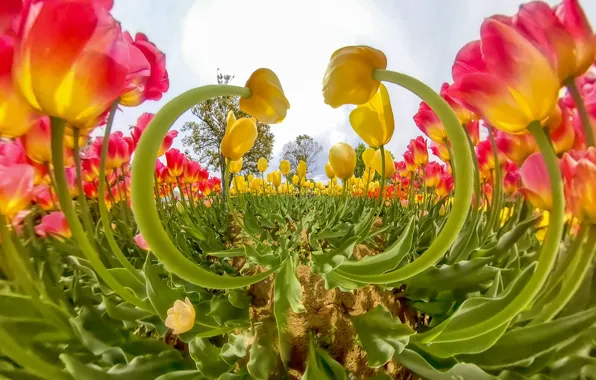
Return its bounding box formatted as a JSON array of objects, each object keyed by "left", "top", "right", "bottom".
[
  {"left": 395, "top": 348, "right": 494, "bottom": 380},
  {"left": 144, "top": 254, "right": 181, "bottom": 320},
  {"left": 207, "top": 295, "right": 249, "bottom": 327},
  {"left": 155, "top": 370, "right": 206, "bottom": 380},
  {"left": 302, "top": 337, "right": 347, "bottom": 380},
  {"left": 228, "top": 290, "right": 252, "bottom": 309},
  {"left": 244, "top": 245, "right": 280, "bottom": 269},
  {"left": 351, "top": 305, "right": 415, "bottom": 367},
  {"left": 311, "top": 236, "right": 359, "bottom": 274},
  {"left": 102, "top": 296, "right": 151, "bottom": 321},
  {"left": 221, "top": 333, "right": 250, "bottom": 365},
  {"left": 218, "top": 369, "right": 251, "bottom": 379},
  {"left": 247, "top": 330, "right": 276, "bottom": 380},
  {"left": 336, "top": 219, "right": 414, "bottom": 275},
  {"left": 243, "top": 208, "right": 261, "bottom": 235},
  {"left": 206, "top": 247, "right": 246, "bottom": 258},
  {"left": 189, "top": 338, "right": 233, "bottom": 378}
]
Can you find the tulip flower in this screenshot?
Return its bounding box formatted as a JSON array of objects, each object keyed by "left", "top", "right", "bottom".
[
  {"left": 374, "top": 149, "right": 395, "bottom": 179},
  {"left": 350, "top": 84, "right": 394, "bottom": 147},
  {"left": 21, "top": 117, "right": 53, "bottom": 164},
  {"left": 291, "top": 175, "right": 300, "bottom": 186},
  {"left": 13, "top": 0, "right": 130, "bottom": 126},
  {"left": 271, "top": 170, "right": 282, "bottom": 188},
  {"left": 229, "top": 158, "right": 243, "bottom": 174},
  {"left": 403, "top": 151, "right": 417, "bottom": 172},
  {"left": 561, "top": 148, "right": 596, "bottom": 222},
  {"left": 425, "top": 162, "right": 443, "bottom": 188},
  {"left": 0, "top": 164, "right": 34, "bottom": 217},
  {"left": 449, "top": 18, "right": 559, "bottom": 133},
  {"left": 466, "top": 119, "right": 481, "bottom": 146},
  {"left": 545, "top": 102, "right": 575, "bottom": 154},
  {"left": 65, "top": 167, "right": 79, "bottom": 198},
  {"left": 362, "top": 148, "right": 376, "bottom": 169},
  {"left": 182, "top": 161, "right": 201, "bottom": 184},
  {"left": 440, "top": 82, "right": 475, "bottom": 125},
  {"left": 134, "top": 233, "right": 150, "bottom": 251},
  {"left": 496, "top": 130, "right": 537, "bottom": 165},
  {"left": 519, "top": 152, "right": 553, "bottom": 210},
  {"left": 166, "top": 149, "right": 186, "bottom": 178},
  {"left": 395, "top": 161, "right": 408, "bottom": 178},
  {"left": 280, "top": 160, "right": 291, "bottom": 176},
  {"left": 407, "top": 136, "right": 429, "bottom": 166},
  {"left": 476, "top": 139, "right": 507, "bottom": 170},
  {"left": 297, "top": 160, "right": 307, "bottom": 179},
  {"left": 239, "top": 68, "right": 289, "bottom": 124},
  {"left": 35, "top": 212, "right": 71, "bottom": 240},
  {"left": 0, "top": 0, "right": 22, "bottom": 34},
  {"left": 436, "top": 173, "right": 454, "bottom": 198},
  {"left": 165, "top": 297, "right": 195, "bottom": 335},
  {"left": 0, "top": 139, "right": 26, "bottom": 167},
  {"left": 257, "top": 157, "right": 268, "bottom": 173},
  {"left": 120, "top": 32, "right": 169, "bottom": 106},
  {"left": 92, "top": 132, "right": 131, "bottom": 171},
  {"left": 414, "top": 101, "right": 445, "bottom": 143},
  {"left": 325, "top": 162, "right": 336, "bottom": 180},
  {"left": 323, "top": 46, "right": 387, "bottom": 108},
  {"left": 131, "top": 113, "right": 178, "bottom": 157},
  {"left": 430, "top": 142, "right": 450, "bottom": 163},
  {"left": 0, "top": 35, "right": 38, "bottom": 138},
  {"left": 33, "top": 184, "right": 57, "bottom": 211},
  {"left": 83, "top": 181, "right": 99, "bottom": 199},
  {"left": 503, "top": 170, "right": 521, "bottom": 196},
  {"left": 329, "top": 142, "right": 356, "bottom": 181},
  {"left": 220, "top": 111, "right": 257, "bottom": 161}
]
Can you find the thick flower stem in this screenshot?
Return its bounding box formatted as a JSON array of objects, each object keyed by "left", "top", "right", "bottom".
[
  {"left": 97, "top": 100, "right": 144, "bottom": 282},
  {"left": 72, "top": 128, "right": 96, "bottom": 245},
  {"left": 50, "top": 118, "right": 151, "bottom": 311},
  {"left": 131, "top": 85, "right": 277, "bottom": 288},
  {"left": 484, "top": 127, "right": 503, "bottom": 239},
  {"left": 566, "top": 79, "right": 594, "bottom": 147},
  {"left": 530, "top": 224, "right": 595, "bottom": 324},
  {"left": 424, "top": 121, "right": 565, "bottom": 342},
  {"left": 337, "top": 69, "right": 473, "bottom": 283}
]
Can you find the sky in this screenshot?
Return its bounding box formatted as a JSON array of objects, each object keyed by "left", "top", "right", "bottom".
[{"left": 111, "top": 0, "right": 596, "bottom": 181}]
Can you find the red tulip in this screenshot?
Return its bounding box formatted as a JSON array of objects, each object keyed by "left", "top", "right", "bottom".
[
  {"left": 0, "top": 163, "right": 34, "bottom": 216},
  {"left": 83, "top": 181, "right": 98, "bottom": 199},
  {"left": 476, "top": 139, "right": 506, "bottom": 170},
  {"left": 407, "top": 136, "right": 428, "bottom": 166},
  {"left": 545, "top": 101, "right": 575, "bottom": 154},
  {"left": 81, "top": 155, "right": 101, "bottom": 182},
  {"left": 166, "top": 149, "right": 185, "bottom": 178},
  {"left": 395, "top": 161, "right": 408, "bottom": 178},
  {"left": 430, "top": 141, "right": 450, "bottom": 162},
  {"left": 92, "top": 132, "right": 130, "bottom": 171},
  {"left": 425, "top": 162, "right": 442, "bottom": 188},
  {"left": 496, "top": 130, "right": 537, "bottom": 165},
  {"left": 0, "top": 0, "right": 22, "bottom": 34},
  {"left": 440, "top": 82, "right": 475, "bottom": 125},
  {"left": 33, "top": 184, "right": 57, "bottom": 211},
  {"left": 0, "top": 35, "right": 38, "bottom": 138},
  {"left": 561, "top": 148, "right": 596, "bottom": 222},
  {"left": 21, "top": 116, "right": 73, "bottom": 165},
  {"left": 131, "top": 113, "right": 178, "bottom": 156},
  {"left": 413, "top": 101, "right": 445, "bottom": 143},
  {"left": 449, "top": 18, "right": 559, "bottom": 133},
  {"left": 466, "top": 119, "right": 480, "bottom": 146},
  {"left": 120, "top": 32, "right": 169, "bottom": 106},
  {"left": 183, "top": 160, "right": 201, "bottom": 184},
  {"left": 197, "top": 167, "right": 209, "bottom": 182},
  {"left": 403, "top": 151, "right": 417, "bottom": 172},
  {"left": 110, "top": 177, "right": 130, "bottom": 204},
  {"left": 503, "top": 170, "right": 521, "bottom": 196},
  {"left": 519, "top": 153, "right": 553, "bottom": 210},
  {"left": 13, "top": 0, "right": 129, "bottom": 127},
  {"left": 35, "top": 212, "right": 71, "bottom": 240},
  {"left": 64, "top": 167, "right": 79, "bottom": 198},
  {"left": 436, "top": 173, "right": 454, "bottom": 198}
]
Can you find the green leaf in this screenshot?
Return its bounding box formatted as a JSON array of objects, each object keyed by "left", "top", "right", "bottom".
[
  {"left": 336, "top": 219, "right": 414, "bottom": 275},
  {"left": 144, "top": 254, "right": 181, "bottom": 320},
  {"left": 156, "top": 370, "right": 206, "bottom": 380},
  {"left": 206, "top": 247, "right": 246, "bottom": 258},
  {"left": 351, "top": 305, "right": 415, "bottom": 367},
  {"left": 208, "top": 295, "right": 249, "bottom": 327},
  {"left": 274, "top": 257, "right": 304, "bottom": 365},
  {"left": 395, "top": 348, "right": 494, "bottom": 380},
  {"left": 243, "top": 208, "right": 261, "bottom": 235},
  {"left": 228, "top": 290, "right": 252, "bottom": 309},
  {"left": 106, "top": 269, "right": 145, "bottom": 299},
  {"left": 244, "top": 245, "right": 280, "bottom": 270},
  {"left": 102, "top": 296, "right": 151, "bottom": 322},
  {"left": 189, "top": 338, "right": 233, "bottom": 378},
  {"left": 311, "top": 236, "right": 359, "bottom": 274},
  {"left": 221, "top": 333, "right": 250, "bottom": 365},
  {"left": 302, "top": 337, "right": 347, "bottom": 380},
  {"left": 247, "top": 330, "right": 276, "bottom": 380}
]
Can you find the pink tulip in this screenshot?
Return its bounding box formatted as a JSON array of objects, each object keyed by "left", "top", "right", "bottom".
[
  {"left": 166, "top": 149, "right": 186, "bottom": 178},
  {"left": 0, "top": 164, "right": 34, "bottom": 216},
  {"left": 407, "top": 136, "right": 429, "bottom": 166},
  {"left": 519, "top": 153, "right": 553, "bottom": 210},
  {"left": 35, "top": 212, "right": 71, "bottom": 240},
  {"left": 134, "top": 233, "right": 150, "bottom": 251},
  {"left": 131, "top": 113, "right": 178, "bottom": 157}
]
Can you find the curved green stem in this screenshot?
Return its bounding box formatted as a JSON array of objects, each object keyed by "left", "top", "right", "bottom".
[
  {"left": 130, "top": 85, "right": 278, "bottom": 288},
  {"left": 0, "top": 325, "right": 70, "bottom": 380},
  {"left": 484, "top": 127, "right": 503, "bottom": 240},
  {"left": 97, "top": 101, "right": 144, "bottom": 282},
  {"left": 428, "top": 121, "right": 565, "bottom": 342},
  {"left": 566, "top": 79, "right": 594, "bottom": 147},
  {"left": 334, "top": 69, "right": 474, "bottom": 283},
  {"left": 72, "top": 128, "right": 96, "bottom": 245},
  {"left": 530, "top": 224, "right": 595, "bottom": 324},
  {"left": 50, "top": 118, "right": 151, "bottom": 311}
]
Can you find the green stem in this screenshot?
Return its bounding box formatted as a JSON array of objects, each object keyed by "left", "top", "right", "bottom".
[
  {"left": 484, "top": 127, "right": 503, "bottom": 239},
  {"left": 426, "top": 121, "right": 565, "bottom": 342},
  {"left": 72, "top": 128, "right": 97, "bottom": 245},
  {"left": 0, "top": 325, "right": 70, "bottom": 380},
  {"left": 336, "top": 70, "right": 473, "bottom": 283},
  {"left": 566, "top": 79, "right": 594, "bottom": 147},
  {"left": 50, "top": 118, "right": 151, "bottom": 311},
  {"left": 97, "top": 101, "right": 144, "bottom": 282},
  {"left": 176, "top": 177, "right": 189, "bottom": 211},
  {"left": 130, "top": 85, "right": 278, "bottom": 288}
]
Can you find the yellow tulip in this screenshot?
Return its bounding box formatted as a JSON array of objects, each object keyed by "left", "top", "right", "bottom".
[
  {"left": 239, "top": 68, "right": 290, "bottom": 124},
  {"left": 165, "top": 297, "right": 195, "bottom": 335},
  {"left": 374, "top": 149, "right": 395, "bottom": 179},
  {"left": 229, "top": 157, "right": 243, "bottom": 174},
  {"left": 329, "top": 142, "right": 356, "bottom": 180},
  {"left": 272, "top": 170, "right": 282, "bottom": 188},
  {"left": 325, "top": 162, "right": 335, "bottom": 179},
  {"left": 362, "top": 147, "right": 376, "bottom": 168},
  {"left": 297, "top": 160, "right": 307, "bottom": 179},
  {"left": 220, "top": 111, "right": 257, "bottom": 161},
  {"left": 322, "top": 46, "right": 387, "bottom": 108},
  {"left": 292, "top": 175, "right": 300, "bottom": 185},
  {"left": 247, "top": 173, "right": 255, "bottom": 183},
  {"left": 280, "top": 160, "right": 291, "bottom": 176},
  {"left": 266, "top": 172, "right": 273, "bottom": 183},
  {"left": 350, "top": 84, "right": 394, "bottom": 147},
  {"left": 257, "top": 157, "right": 268, "bottom": 173}
]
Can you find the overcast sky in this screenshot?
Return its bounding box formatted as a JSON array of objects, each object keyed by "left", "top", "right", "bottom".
[{"left": 110, "top": 0, "right": 596, "bottom": 180}]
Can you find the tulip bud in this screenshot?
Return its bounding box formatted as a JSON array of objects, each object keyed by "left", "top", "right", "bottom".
[
  {"left": 407, "top": 136, "right": 429, "bottom": 166},
  {"left": 279, "top": 160, "right": 291, "bottom": 176},
  {"left": 425, "top": 162, "right": 443, "bottom": 188},
  {"left": 165, "top": 297, "right": 195, "bottom": 334},
  {"left": 165, "top": 149, "right": 186, "bottom": 178},
  {"left": 220, "top": 111, "right": 257, "bottom": 161},
  {"left": 182, "top": 161, "right": 201, "bottom": 184},
  {"left": 271, "top": 170, "right": 282, "bottom": 188},
  {"left": 329, "top": 142, "right": 356, "bottom": 181},
  {"left": 239, "top": 68, "right": 289, "bottom": 124},
  {"left": 414, "top": 101, "right": 445, "bottom": 143},
  {"left": 325, "top": 162, "right": 336, "bottom": 180},
  {"left": 349, "top": 84, "right": 394, "bottom": 147},
  {"left": 520, "top": 153, "right": 553, "bottom": 210},
  {"left": 323, "top": 46, "right": 387, "bottom": 108},
  {"left": 362, "top": 147, "right": 376, "bottom": 169},
  {"left": 430, "top": 142, "right": 450, "bottom": 163},
  {"left": 374, "top": 149, "right": 395, "bottom": 179},
  {"left": 292, "top": 175, "right": 299, "bottom": 185},
  {"left": 297, "top": 160, "right": 307, "bottom": 179},
  {"left": 229, "top": 158, "right": 243, "bottom": 174},
  {"left": 257, "top": 157, "right": 268, "bottom": 173},
  {"left": 436, "top": 174, "right": 454, "bottom": 198}
]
